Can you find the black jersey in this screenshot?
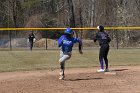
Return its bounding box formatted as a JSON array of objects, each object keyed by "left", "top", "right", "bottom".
[
  {"left": 94, "top": 31, "right": 111, "bottom": 46},
  {"left": 28, "top": 33, "right": 35, "bottom": 42}
]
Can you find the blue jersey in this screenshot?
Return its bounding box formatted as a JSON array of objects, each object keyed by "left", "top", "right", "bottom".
[{"left": 58, "top": 35, "right": 81, "bottom": 53}]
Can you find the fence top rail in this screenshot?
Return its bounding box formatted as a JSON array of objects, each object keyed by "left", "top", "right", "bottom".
[{"left": 0, "top": 27, "right": 140, "bottom": 31}]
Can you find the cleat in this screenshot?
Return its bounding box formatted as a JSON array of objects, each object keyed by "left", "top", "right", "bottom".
[
  {"left": 59, "top": 75, "right": 65, "bottom": 80},
  {"left": 59, "top": 69, "right": 65, "bottom": 80},
  {"left": 97, "top": 69, "right": 105, "bottom": 72},
  {"left": 60, "top": 72, "right": 63, "bottom": 76},
  {"left": 104, "top": 69, "right": 109, "bottom": 72}
]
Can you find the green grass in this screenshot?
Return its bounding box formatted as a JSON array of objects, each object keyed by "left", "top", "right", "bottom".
[{"left": 0, "top": 49, "right": 140, "bottom": 72}]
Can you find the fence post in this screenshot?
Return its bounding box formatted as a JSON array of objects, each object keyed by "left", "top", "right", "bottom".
[
  {"left": 9, "top": 31, "right": 12, "bottom": 50},
  {"left": 116, "top": 30, "right": 119, "bottom": 49},
  {"left": 46, "top": 32, "right": 47, "bottom": 50}
]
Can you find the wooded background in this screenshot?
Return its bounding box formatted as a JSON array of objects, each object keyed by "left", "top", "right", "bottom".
[{"left": 0, "top": 0, "right": 140, "bottom": 47}]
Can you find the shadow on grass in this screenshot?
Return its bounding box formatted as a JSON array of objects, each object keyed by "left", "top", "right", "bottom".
[
  {"left": 65, "top": 77, "right": 102, "bottom": 81},
  {"left": 111, "top": 69, "right": 128, "bottom": 72}
]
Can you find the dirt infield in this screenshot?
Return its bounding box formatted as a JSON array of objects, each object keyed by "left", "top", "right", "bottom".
[{"left": 0, "top": 66, "right": 140, "bottom": 93}]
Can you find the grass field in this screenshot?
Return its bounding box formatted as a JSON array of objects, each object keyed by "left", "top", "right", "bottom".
[
  {"left": 0, "top": 48, "right": 140, "bottom": 72},
  {"left": 0, "top": 48, "right": 140, "bottom": 93}
]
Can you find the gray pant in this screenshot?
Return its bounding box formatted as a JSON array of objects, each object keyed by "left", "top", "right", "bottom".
[
  {"left": 59, "top": 51, "right": 71, "bottom": 63},
  {"left": 59, "top": 51, "right": 71, "bottom": 75}
]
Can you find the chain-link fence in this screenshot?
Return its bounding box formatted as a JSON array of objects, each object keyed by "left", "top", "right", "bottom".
[{"left": 0, "top": 28, "right": 140, "bottom": 51}]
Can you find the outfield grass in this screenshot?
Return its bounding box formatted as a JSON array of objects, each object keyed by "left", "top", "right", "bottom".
[{"left": 0, "top": 49, "right": 140, "bottom": 72}]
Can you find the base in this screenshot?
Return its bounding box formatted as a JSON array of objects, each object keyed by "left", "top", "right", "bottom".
[{"left": 104, "top": 72, "right": 116, "bottom": 75}]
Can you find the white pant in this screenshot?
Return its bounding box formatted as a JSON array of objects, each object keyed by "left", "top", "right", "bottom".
[{"left": 59, "top": 51, "right": 71, "bottom": 63}]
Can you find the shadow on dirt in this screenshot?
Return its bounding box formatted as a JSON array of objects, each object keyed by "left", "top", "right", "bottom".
[
  {"left": 65, "top": 77, "right": 103, "bottom": 81},
  {"left": 111, "top": 69, "right": 128, "bottom": 72}
]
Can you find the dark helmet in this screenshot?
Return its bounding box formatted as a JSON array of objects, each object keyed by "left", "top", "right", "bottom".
[
  {"left": 64, "top": 28, "right": 72, "bottom": 34},
  {"left": 97, "top": 25, "right": 104, "bottom": 31}
]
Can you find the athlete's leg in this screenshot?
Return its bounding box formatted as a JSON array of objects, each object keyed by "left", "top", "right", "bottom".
[
  {"left": 60, "top": 62, "right": 65, "bottom": 76},
  {"left": 99, "top": 46, "right": 104, "bottom": 70},
  {"left": 59, "top": 51, "right": 65, "bottom": 77},
  {"left": 30, "top": 42, "right": 33, "bottom": 51},
  {"left": 59, "top": 51, "right": 71, "bottom": 79},
  {"left": 59, "top": 51, "right": 71, "bottom": 63},
  {"left": 104, "top": 57, "right": 108, "bottom": 69},
  {"left": 59, "top": 54, "right": 71, "bottom": 74},
  {"left": 103, "top": 45, "right": 109, "bottom": 71}
]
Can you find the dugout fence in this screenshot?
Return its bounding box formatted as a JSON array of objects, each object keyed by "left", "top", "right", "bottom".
[{"left": 0, "top": 27, "right": 140, "bottom": 51}]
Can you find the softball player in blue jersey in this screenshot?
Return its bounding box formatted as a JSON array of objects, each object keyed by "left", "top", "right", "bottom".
[{"left": 58, "top": 28, "right": 83, "bottom": 80}]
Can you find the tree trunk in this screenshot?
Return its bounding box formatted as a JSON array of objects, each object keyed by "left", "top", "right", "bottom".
[{"left": 67, "top": 0, "right": 78, "bottom": 37}]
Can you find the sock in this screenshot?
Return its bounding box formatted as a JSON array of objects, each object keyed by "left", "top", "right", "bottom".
[
  {"left": 99, "top": 58, "right": 104, "bottom": 69},
  {"left": 104, "top": 58, "right": 108, "bottom": 69},
  {"left": 60, "top": 62, "right": 65, "bottom": 75}
]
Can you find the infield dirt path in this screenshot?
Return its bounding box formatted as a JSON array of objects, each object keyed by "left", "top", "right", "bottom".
[{"left": 0, "top": 66, "right": 140, "bottom": 93}]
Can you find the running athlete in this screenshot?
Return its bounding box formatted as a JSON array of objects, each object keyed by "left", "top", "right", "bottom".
[
  {"left": 94, "top": 26, "right": 111, "bottom": 72},
  {"left": 58, "top": 28, "right": 83, "bottom": 80}
]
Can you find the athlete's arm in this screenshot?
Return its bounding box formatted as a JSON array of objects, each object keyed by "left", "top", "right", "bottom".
[
  {"left": 93, "top": 33, "right": 99, "bottom": 42},
  {"left": 107, "top": 34, "right": 111, "bottom": 43},
  {"left": 79, "top": 43, "right": 83, "bottom": 54},
  {"left": 58, "top": 35, "right": 64, "bottom": 47},
  {"left": 74, "top": 38, "right": 83, "bottom": 54}
]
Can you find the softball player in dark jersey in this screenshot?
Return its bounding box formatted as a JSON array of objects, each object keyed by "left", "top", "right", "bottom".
[
  {"left": 94, "top": 26, "right": 111, "bottom": 72},
  {"left": 28, "top": 31, "right": 35, "bottom": 51}
]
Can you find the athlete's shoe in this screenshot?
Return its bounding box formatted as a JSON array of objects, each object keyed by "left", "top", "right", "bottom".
[
  {"left": 104, "top": 69, "right": 109, "bottom": 72},
  {"left": 97, "top": 69, "right": 105, "bottom": 72},
  {"left": 59, "top": 69, "right": 65, "bottom": 80},
  {"left": 59, "top": 75, "right": 65, "bottom": 80},
  {"left": 60, "top": 71, "right": 63, "bottom": 76}
]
